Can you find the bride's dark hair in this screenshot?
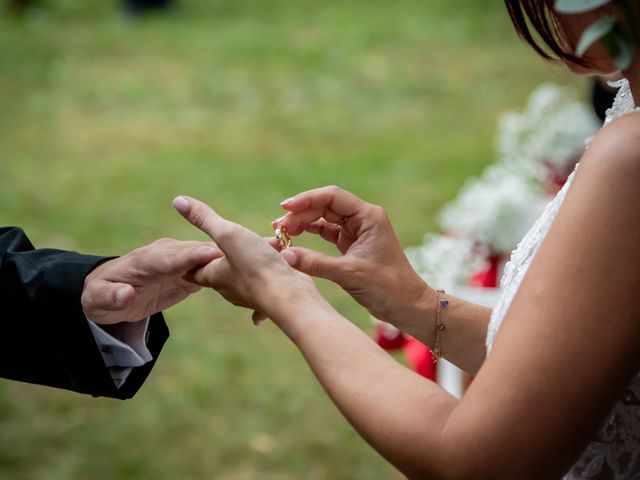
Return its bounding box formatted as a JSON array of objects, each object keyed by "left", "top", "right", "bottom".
[{"left": 505, "top": 0, "right": 589, "bottom": 66}]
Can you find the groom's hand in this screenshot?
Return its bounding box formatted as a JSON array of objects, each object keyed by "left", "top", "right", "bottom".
[{"left": 81, "top": 238, "right": 222, "bottom": 325}]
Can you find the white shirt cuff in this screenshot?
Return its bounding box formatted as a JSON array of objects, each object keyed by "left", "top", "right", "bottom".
[{"left": 87, "top": 318, "right": 153, "bottom": 389}]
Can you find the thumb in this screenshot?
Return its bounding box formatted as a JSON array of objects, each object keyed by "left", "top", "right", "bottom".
[
  {"left": 82, "top": 280, "right": 136, "bottom": 323},
  {"left": 281, "top": 247, "right": 347, "bottom": 283}
]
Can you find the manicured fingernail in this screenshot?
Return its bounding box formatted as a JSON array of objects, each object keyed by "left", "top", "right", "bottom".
[
  {"left": 272, "top": 215, "right": 286, "bottom": 225},
  {"left": 280, "top": 197, "right": 295, "bottom": 206},
  {"left": 173, "top": 196, "right": 189, "bottom": 214}
]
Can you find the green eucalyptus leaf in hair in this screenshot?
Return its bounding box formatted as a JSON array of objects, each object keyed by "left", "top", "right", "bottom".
[
  {"left": 602, "top": 27, "right": 635, "bottom": 69},
  {"left": 554, "top": 0, "right": 637, "bottom": 70},
  {"left": 575, "top": 15, "right": 616, "bottom": 55},
  {"left": 555, "top": 0, "right": 611, "bottom": 14}
]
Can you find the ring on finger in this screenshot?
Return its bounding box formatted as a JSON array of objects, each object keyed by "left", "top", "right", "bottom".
[{"left": 275, "top": 225, "right": 292, "bottom": 249}]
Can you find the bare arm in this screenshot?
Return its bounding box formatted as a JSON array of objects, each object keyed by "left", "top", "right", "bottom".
[{"left": 175, "top": 114, "right": 640, "bottom": 478}]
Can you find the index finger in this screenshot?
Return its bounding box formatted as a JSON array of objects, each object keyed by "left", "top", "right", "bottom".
[
  {"left": 144, "top": 240, "right": 223, "bottom": 277},
  {"left": 173, "top": 195, "right": 246, "bottom": 255},
  {"left": 279, "top": 186, "right": 365, "bottom": 218}
]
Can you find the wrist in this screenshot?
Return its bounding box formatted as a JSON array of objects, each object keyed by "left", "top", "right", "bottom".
[
  {"left": 377, "top": 281, "right": 438, "bottom": 346},
  {"left": 374, "top": 276, "right": 434, "bottom": 325},
  {"left": 265, "top": 283, "right": 336, "bottom": 340}
]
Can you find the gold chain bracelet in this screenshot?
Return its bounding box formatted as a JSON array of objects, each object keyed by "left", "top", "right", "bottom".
[{"left": 432, "top": 289, "right": 449, "bottom": 363}]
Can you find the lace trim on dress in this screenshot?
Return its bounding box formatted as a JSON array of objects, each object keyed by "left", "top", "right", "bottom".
[
  {"left": 485, "top": 168, "right": 576, "bottom": 353},
  {"left": 487, "top": 77, "right": 638, "bottom": 353},
  {"left": 604, "top": 79, "right": 640, "bottom": 126},
  {"left": 484, "top": 78, "right": 640, "bottom": 479}
]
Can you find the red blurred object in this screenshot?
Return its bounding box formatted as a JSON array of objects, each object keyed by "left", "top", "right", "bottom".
[
  {"left": 375, "top": 323, "right": 409, "bottom": 350},
  {"left": 470, "top": 255, "right": 500, "bottom": 288},
  {"left": 374, "top": 324, "right": 437, "bottom": 381},
  {"left": 543, "top": 157, "right": 580, "bottom": 194},
  {"left": 404, "top": 338, "right": 437, "bottom": 379}
]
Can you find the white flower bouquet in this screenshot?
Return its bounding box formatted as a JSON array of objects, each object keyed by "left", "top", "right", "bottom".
[
  {"left": 496, "top": 83, "right": 599, "bottom": 181},
  {"left": 405, "top": 234, "right": 487, "bottom": 291},
  {"left": 438, "top": 165, "right": 549, "bottom": 254}
]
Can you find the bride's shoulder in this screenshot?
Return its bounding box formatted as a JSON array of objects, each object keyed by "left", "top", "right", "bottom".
[{"left": 583, "top": 111, "right": 640, "bottom": 179}]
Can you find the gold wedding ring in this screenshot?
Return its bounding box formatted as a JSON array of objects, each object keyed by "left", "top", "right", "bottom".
[{"left": 275, "top": 225, "right": 292, "bottom": 249}]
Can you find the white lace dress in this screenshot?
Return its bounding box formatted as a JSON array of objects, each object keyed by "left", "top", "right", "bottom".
[{"left": 485, "top": 79, "right": 640, "bottom": 479}]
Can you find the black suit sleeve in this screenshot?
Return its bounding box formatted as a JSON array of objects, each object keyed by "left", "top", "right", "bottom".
[{"left": 0, "top": 226, "right": 169, "bottom": 399}]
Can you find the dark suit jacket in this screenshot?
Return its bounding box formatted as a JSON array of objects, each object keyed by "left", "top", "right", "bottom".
[{"left": 0, "top": 226, "right": 169, "bottom": 399}]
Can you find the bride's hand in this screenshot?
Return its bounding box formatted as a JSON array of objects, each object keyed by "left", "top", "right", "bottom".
[
  {"left": 273, "top": 186, "right": 433, "bottom": 328},
  {"left": 172, "top": 196, "right": 320, "bottom": 324}
]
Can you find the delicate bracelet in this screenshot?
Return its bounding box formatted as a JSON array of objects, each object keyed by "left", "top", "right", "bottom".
[{"left": 432, "top": 289, "right": 449, "bottom": 363}]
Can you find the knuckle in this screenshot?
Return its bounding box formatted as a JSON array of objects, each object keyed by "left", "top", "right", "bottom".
[
  {"left": 129, "top": 246, "right": 144, "bottom": 260},
  {"left": 369, "top": 204, "right": 388, "bottom": 221},
  {"left": 153, "top": 237, "right": 172, "bottom": 246},
  {"left": 137, "top": 244, "right": 160, "bottom": 262}
]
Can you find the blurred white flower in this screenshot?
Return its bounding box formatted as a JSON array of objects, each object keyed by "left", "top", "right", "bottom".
[
  {"left": 406, "top": 234, "right": 487, "bottom": 291},
  {"left": 405, "top": 82, "right": 597, "bottom": 292},
  {"left": 438, "top": 164, "right": 549, "bottom": 253},
  {"left": 497, "top": 83, "right": 599, "bottom": 179}
]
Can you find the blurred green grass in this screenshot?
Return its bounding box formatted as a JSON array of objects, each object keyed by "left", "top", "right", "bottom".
[{"left": 0, "top": 1, "right": 578, "bottom": 479}]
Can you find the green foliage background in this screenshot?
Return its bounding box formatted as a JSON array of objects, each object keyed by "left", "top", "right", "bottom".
[{"left": 0, "top": 1, "right": 577, "bottom": 478}]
